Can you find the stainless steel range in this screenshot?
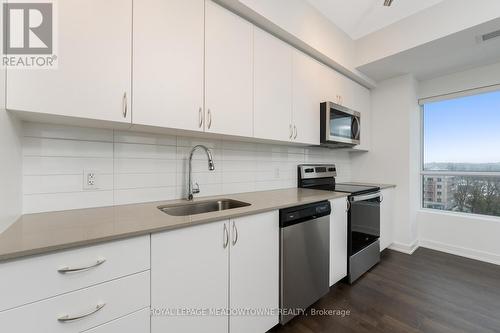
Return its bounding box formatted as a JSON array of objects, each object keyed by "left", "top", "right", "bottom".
[{"left": 298, "top": 164, "right": 382, "bottom": 284}]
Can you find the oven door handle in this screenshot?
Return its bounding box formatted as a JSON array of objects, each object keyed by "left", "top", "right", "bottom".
[{"left": 350, "top": 192, "right": 382, "bottom": 202}]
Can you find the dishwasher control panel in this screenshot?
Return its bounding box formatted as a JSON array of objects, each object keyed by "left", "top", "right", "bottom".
[{"left": 279, "top": 201, "right": 331, "bottom": 227}]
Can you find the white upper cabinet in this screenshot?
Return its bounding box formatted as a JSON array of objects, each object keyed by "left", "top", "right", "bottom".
[
  {"left": 292, "top": 50, "right": 321, "bottom": 145},
  {"left": 205, "top": 0, "right": 253, "bottom": 137},
  {"left": 6, "top": 0, "right": 132, "bottom": 125},
  {"left": 133, "top": 0, "right": 204, "bottom": 131},
  {"left": 351, "top": 82, "right": 371, "bottom": 151},
  {"left": 320, "top": 65, "right": 371, "bottom": 151},
  {"left": 229, "top": 212, "right": 279, "bottom": 333},
  {"left": 253, "top": 27, "right": 293, "bottom": 142}
]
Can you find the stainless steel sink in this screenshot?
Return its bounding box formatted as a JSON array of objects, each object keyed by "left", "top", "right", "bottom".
[{"left": 158, "top": 199, "right": 251, "bottom": 216}]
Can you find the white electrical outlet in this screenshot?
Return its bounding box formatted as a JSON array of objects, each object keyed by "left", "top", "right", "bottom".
[
  {"left": 83, "top": 170, "right": 99, "bottom": 190},
  {"left": 274, "top": 167, "right": 280, "bottom": 179}
]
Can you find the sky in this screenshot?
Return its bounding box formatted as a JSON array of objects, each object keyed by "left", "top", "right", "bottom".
[{"left": 424, "top": 90, "right": 500, "bottom": 165}]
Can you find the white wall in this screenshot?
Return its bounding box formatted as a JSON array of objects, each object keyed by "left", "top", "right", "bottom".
[
  {"left": 351, "top": 74, "right": 420, "bottom": 250},
  {"left": 418, "top": 211, "right": 500, "bottom": 265},
  {"left": 0, "top": 67, "right": 23, "bottom": 232},
  {"left": 419, "top": 60, "right": 500, "bottom": 99},
  {"left": 417, "top": 61, "right": 500, "bottom": 264},
  {"left": 0, "top": 113, "right": 22, "bottom": 232},
  {"left": 22, "top": 122, "right": 352, "bottom": 213}
]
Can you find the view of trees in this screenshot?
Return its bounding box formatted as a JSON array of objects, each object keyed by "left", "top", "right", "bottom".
[{"left": 453, "top": 177, "right": 500, "bottom": 217}]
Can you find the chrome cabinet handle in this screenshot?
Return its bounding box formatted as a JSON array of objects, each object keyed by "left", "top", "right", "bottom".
[
  {"left": 122, "top": 92, "right": 128, "bottom": 119},
  {"left": 57, "top": 258, "right": 106, "bottom": 274},
  {"left": 293, "top": 125, "right": 297, "bottom": 139},
  {"left": 57, "top": 303, "right": 106, "bottom": 323},
  {"left": 207, "top": 109, "right": 212, "bottom": 129},
  {"left": 346, "top": 199, "right": 351, "bottom": 212},
  {"left": 289, "top": 124, "right": 293, "bottom": 139},
  {"left": 198, "top": 107, "right": 203, "bottom": 128},
  {"left": 223, "top": 223, "right": 229, "bottom": 249},
  {"left": 380, "top": 193, "right": 384, "bottom": 203},
  {"left": 232, "top": 221, "right": 238, "bottom": 246}
]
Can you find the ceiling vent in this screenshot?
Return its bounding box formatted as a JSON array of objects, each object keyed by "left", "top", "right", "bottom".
[{"left": 481, "top": 29, "right": 500, "bottom": 42}]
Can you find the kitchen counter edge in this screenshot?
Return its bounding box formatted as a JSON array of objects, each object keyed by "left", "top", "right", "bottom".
[{"left": 0, "top": 189, "right": 349, "bottom": 262}]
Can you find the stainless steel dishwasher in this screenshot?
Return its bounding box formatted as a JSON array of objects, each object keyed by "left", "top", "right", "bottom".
[{"left": 279, "top": 201, "right": 331, "bottom": 325}]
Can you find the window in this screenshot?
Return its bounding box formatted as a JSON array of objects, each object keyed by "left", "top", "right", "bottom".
[{"left": 422, "top": 90, "right": 500, "bottom": 218}]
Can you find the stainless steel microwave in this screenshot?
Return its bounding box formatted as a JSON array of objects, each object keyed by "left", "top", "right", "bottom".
[{"left": 320, "top": 101, "right": 360, "bottom": 147}]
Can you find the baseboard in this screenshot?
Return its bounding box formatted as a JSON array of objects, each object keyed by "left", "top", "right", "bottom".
[
  {"left": 419, "top": 239, "right": 500, "bottom": 266},
  {"left": 388, "top": 241, "right": 419, "bottom": 254}
]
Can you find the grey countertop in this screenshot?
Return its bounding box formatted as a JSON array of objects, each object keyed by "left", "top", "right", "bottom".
[{"left": 0, "top": 188, "right": 349, "bottom": 262}]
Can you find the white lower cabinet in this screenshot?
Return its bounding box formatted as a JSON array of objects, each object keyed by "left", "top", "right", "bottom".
[
  {"left": 0, "top": 236, "right": 150, "bottom": 312},
  {"left": 151, "top": 211, "right": 279, "bottom": 333},
  {"left": 380, "top": 188, "right": 395, "bottom": 251},
  {"left": 151, "top": 220, "right": 229, "bottom": 333},
  {"left": 0, "top": 271, "right": 150, "bottom": 333},
  {"left": 229, "top": 212, "right": 279, "bottom": 333},
  {"left": 330, "top": 198, "right": 348, "bottom": 286},
  {"left": 82, "top": 308, "right": 150, "bottom": 333}
]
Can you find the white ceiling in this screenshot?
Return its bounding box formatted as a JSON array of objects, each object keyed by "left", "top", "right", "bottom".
[
  {"left": 306, "top": 0, "right": 446, "bottom": 40},
  {"left": 356, "top": 17, "right": 500, "bottom": 81}
]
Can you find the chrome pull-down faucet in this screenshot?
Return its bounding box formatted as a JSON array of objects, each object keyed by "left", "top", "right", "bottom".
[{"left": 187, "top": 145, "right": 215, "bottom": 200}]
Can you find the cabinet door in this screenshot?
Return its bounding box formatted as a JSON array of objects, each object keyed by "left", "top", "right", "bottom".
[
  {"left": 230, "top": 211, "right": 279, "bottom": 333},
  {"left": 321, "top": 65, "right": 342, "bottom": 107},
  {"left": 6, "top": 0, "right": 132, "bottom": 125},
  {"left": 151, "top": 220, "right": 229, "bottom": 333},
  {"left": 133, "top": 0, "right": 204, "bottom": 131},
  {"left": 253, "top": 27, "right": 292, "bottom": 142},
  {"left": 330, "top": 198, "right": 348, "bottom": 286},
  {"left": 205, "top": 0, "right": 253, "bottom": 137},
  {"left": 380, "top": 188, "right": 395, "bottom": 251},
  {"left": 292, "top": 50, "right": 321, "bottom": 145}
]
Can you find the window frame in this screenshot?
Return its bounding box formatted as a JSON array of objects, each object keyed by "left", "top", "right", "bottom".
[{"left": 419, "top": 90, "right": 500, "bottom": 221}]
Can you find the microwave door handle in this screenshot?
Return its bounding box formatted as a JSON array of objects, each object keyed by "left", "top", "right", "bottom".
[
  {"left": 351, "top": 117, "right": 360, "bottom": 140},
  {"left": 354, "top": 117, "right": 360, "bottom": 140}
]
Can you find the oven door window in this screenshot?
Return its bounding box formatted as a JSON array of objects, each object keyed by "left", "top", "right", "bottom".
[
  {"left": 329, "top": 109, "right": 356, "bottom": 139},
  {"left": 350, "top": 197, "right": 380, "bottom": 254}
]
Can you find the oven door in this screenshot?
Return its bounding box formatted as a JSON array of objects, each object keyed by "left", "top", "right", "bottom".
[
  {"left": 321, "top": 102, "right": 360, "bottom": 145},
  {"left": 349, "top": 191, "right": 381, "bottom": 255}
]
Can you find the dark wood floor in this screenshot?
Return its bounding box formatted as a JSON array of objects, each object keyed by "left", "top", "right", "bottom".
[{"left": 271, "top": 248, "right": 500, "bottom": 333}]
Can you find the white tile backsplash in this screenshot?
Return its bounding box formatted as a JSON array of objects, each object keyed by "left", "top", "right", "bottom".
[{"left": 21, "top": 122, "right": 352, "bottom": 213}]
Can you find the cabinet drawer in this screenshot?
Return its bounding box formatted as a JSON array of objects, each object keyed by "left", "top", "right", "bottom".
[
  {"left": 0, "top": 236, "right": 150, "bottom": 311},
  {"left": 0, "top": 271, "right": 150, "bottom": 333},
  {"left": 82, "top": 308, "right": 150, "bottom": 333}
]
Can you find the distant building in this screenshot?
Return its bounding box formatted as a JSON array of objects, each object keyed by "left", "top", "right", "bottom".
[{"left": 423, "top": 176, "right": 455, "bottom": 210}]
